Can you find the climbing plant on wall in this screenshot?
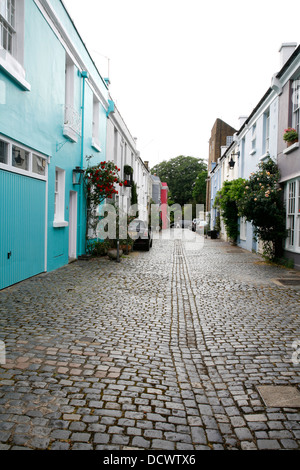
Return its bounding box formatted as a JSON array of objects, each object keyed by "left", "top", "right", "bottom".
[
  {"left": 84, "top": 159, "right": 123, "bottom": 240},
  {"left": 214, "top": 178, "right": 246, "bottom": 243},
  {"left": 238, "top": 158, "right": 287, "bottom": 260}
]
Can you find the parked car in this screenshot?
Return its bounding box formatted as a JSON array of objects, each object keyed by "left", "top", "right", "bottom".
[
  {"left": 196, "top": 220, "right": 208, "bottom": 233},
  {"left": 128, "top": 219, "right": 153, "bottom": 251}
]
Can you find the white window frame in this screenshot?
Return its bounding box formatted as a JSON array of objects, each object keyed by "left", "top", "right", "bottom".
[
  {"left": 53, "top": 167, "right": 68, "bottom": 227},
  {"left": 250, "top": 123, "right": 256, "bottom": 155},
  {"left": 264, "top": 109, "right": 270, "bottom": 154},
  {"left": 286, "top": 178, "right": 300, "bottom": 252},
  {"left": 92, "top": 94, "right": 101, "bottom": 152},
  {"left": 63, "top": 54, "right": 80, "bottom": 142},
  {"left": 0, "top": 0, "right": 15, "bottom": 54},
  {"left": 0, "top": 0, "right": 30, "bottom": 90},
  {"left": 292, "top": 78, "right": 300, "bottom": 138},
  {"left": 0, "top": 133, "right": 47, "bottom": 181},
  {"left": 226, "top": 136, "right": 233, "bottom": 147}
]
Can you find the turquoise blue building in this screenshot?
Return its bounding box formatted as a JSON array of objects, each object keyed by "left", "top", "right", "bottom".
[{"left": 0, "top": 0, "right": 111, "bottom": 289}]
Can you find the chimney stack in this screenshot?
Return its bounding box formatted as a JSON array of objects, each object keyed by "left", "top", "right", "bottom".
[
  {"left": 238, "top": 116, "right": 248, "bottom": 128},
  {"left": 279, "top": 43, "right": 297, "bottom": 68}
]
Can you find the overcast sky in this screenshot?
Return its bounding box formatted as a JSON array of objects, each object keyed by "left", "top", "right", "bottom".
[{"left": 63, "top": 0, "right": 299, "bottom": 169}]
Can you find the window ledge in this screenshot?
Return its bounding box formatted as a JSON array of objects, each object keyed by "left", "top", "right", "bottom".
[
  {"left": 63, "top": 124, "right": 79, "bottom": 143},
  {"left": 53, "top": 220, "right": 68, "bottom": 228},
  {"left": 91, "top": 138, "right": 102, "bottom": 152},
  {"left": 259, "top": 152, "right": 271, "bottom": 162},
  {"left": 249, "top": 149, "right": 256, "bottom": 156},
  {"left": 283, "top": 142, "right": 299, "bottom": 155},
  {"left": 0, "top": 48, "right": 31, "bottom": 91}
]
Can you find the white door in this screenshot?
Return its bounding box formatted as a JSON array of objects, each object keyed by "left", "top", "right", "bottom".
[{"left": 69, "top": 191, "right": 77, "bottom": 260}]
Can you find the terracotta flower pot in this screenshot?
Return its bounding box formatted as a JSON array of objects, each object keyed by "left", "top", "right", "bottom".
[{"left": 287, "top": 139, "right": 298, "bottom": 147}]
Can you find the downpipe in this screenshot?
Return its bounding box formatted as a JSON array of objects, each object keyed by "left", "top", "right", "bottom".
[{"left": 78, "top": 70, "right": 89, "bottom": 256}]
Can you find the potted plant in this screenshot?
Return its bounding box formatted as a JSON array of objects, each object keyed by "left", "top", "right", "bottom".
[{"left": 283, "top": 127, "right": 298, "bottom": 146}]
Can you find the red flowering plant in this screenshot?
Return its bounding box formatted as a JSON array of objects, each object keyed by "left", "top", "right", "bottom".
[
  {"left": 85, "top": 160, "right": 122, "bottom": 204},
  {"left": 84, "top": 158, "right": 124, "bottom": 240},
  {"left": 283, "top": 127, "right": 298, "bottom": 143}
]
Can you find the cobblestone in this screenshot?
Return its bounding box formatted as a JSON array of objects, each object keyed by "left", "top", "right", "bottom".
[{"left": 0, "top": 235, "right": 300, "bottom": 450}]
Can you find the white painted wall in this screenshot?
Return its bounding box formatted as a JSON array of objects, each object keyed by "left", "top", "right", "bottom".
[{"left": 106, "top": 104, "right": 151, "bottom": 223}]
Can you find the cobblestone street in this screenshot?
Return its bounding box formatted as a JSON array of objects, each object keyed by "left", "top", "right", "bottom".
[{"left": 0, "top": 233, "right": 300, "bottom": 451}]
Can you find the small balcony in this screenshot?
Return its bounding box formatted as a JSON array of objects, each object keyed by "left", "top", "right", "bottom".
[{"left": 63, "top": 105, "right": 81, "bottom": 143}]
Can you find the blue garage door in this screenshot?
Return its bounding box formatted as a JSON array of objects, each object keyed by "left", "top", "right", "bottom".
[{"left": 0, "top": 170, "right": 46, "bottom": 290}]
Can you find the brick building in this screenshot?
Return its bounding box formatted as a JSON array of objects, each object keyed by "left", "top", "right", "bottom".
[{"left": 206, "top": 118, "right": 237, "bottom": 212}]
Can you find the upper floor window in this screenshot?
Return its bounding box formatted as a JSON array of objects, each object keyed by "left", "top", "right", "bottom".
[
  {"left": 226, "top": 136, "right": 233, "bottom": 147},
  {"left": 250, "top": 123, "right": 256, "bottom": 155},
  {"left": 292, "top": 78, "right": 300, "bottom": 137},
  {"left": 63, "top": 54, "right": 80, "bottom": 142},
  {"left": 0, "top": 0, "right": 29, "bottom": 90},
  {"left": 252, "top": 124, "right": 256, "bottom": 149},
  {"left": 264, "top": 109, "right": 270, "bottom": 154},
  {"left": 92, "top": 94, "right": 101, "bottom": 152},
  {"left": 0, "top": 0, "right": 15, "bottom": 54}
]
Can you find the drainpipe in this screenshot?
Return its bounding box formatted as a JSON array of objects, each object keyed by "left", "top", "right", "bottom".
[{"left": 78, "top": 71, "right": 89, "bottom": 256}]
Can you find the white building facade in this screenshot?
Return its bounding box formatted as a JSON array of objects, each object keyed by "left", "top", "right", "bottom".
[
  {"left": 106, "top": 103, "right": 151, "bottom": 223},
  {"left": 210, "top": 43, "right": 300, "bottom": 269}
]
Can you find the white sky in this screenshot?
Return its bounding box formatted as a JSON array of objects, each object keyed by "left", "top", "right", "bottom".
[{"left": 63, "top": 0, "right": 299, "bottom": 169}]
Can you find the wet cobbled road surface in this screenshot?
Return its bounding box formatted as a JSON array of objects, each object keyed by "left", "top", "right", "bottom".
[{"left": 0, "top": 232, "right": 300, "bottom": 450}]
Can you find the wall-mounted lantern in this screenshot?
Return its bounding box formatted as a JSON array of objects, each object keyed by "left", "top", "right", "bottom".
[
  {"left": 73, "top": 166, "right": 84, "bottom": 185},
  {"left": 229, "top": 156, "right": 235, "bottom": 169},
  {"left": 228, "top": 151, "right": 240, "bottom": 169}
]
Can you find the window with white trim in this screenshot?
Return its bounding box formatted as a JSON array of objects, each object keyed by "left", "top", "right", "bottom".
[
  {"left": 287, "top": 181, "right": 295, "bottom": 246},
  {"left": 32, "top": 154, "right": 46, "bottom": 176},
  {"left": 0, "top": 0, "right": 15, "bottom": 54},
  {"left": 264, "top": 109, "right": 270, "bottom": 154},
  {"left": 292, "top": 78, "right": 300, "bottom": 137},
  {"left": 92, "top": 94, "right": 101, "bottom": 152},
  {"left": 12, "top": 144, "right": 29, "bottom": 171},
  {"left": 0, "top": 0, "right": 28, "bottom": 90},
  {"left": 250, "top": 123, "right": 256, "bottom": 154},
  {"left": 286, "top": 178, "right": 300, "bottom": 252},
  {"left": 54, "top": 167, "right": 67, "bottom": 227},
  {"left": 63, "top": 54, "right": 80, "bottom": 142},
  {"left": 0, "top": 135, "right": 47, "bottom": 180},
  {"left": 226, "top": 136, "right": 233, "bottom": 147},
  {"left": 0, "top": 138, "right": 8, "bottom": 164}
]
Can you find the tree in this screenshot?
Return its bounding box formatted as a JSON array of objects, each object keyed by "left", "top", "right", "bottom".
[
  {"left": 238, "top": 158, "right": 287, "bottom": 260},
  {"left": 151, "top": 156, "right": 207, "bottom": 207},
  {"left": 192, "top": 170, "right": 207, "bottom": 206}
]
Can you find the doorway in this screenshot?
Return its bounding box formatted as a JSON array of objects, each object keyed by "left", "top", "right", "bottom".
[{"left": 69, "top": 191, "right": 77, "bottom": 261}]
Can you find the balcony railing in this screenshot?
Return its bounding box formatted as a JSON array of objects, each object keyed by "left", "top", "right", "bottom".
[{"left": 63, "top": 105, "right": 81, "bottom": 142}]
